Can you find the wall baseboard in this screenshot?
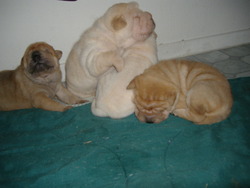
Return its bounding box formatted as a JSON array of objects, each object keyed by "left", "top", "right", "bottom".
[{"left": 158, "top": 28, "right": 250, "bottom": 60}]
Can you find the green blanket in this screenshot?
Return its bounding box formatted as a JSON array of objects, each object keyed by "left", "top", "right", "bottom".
[{"left": 1, "top": 77, "right": 250, "bottom": 188}]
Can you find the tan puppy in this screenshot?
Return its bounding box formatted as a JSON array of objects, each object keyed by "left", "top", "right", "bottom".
[
  {"left": 0, "top": 42, "right": 85, "bottom": 112},
  {"left": 127, "top": 60, "right": 233, "bottom": 124},
  {"left": 91, "top": 33, "right": 157, "bottom": 118},
  {"left": 65, "top": 2, "right": 156, "bottom": 101}
]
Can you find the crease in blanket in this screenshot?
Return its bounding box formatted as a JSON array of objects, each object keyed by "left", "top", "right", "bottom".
[
  {"left": 163, "top": 130, "right": 184, "bottom": 185},
  {"left": 0, "top": 77, "right": 250, "bottom": 187}
]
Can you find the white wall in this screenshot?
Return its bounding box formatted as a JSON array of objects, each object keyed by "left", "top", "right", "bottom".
[{"left": 0, "top": 0, "right": 250, "bottom": 78}]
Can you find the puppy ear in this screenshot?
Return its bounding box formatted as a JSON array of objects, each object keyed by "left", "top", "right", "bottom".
[
  {"left": 21, "top": 57, "right": 26, "bottom": 67},
  {"left": 111, "top": 16, "right": 127, "bottom": 30},
  {"left": 127, "top": 78, "right": 136, "bottom": 89},
  {"left": 162, "top": 84, "right": 179, "bottom": 104},
  {"left": 55, "top": 50, "right": 63, "bottom": 60},
  {"left": 128, "top": 2, "right": 139, "bottom": 8}
]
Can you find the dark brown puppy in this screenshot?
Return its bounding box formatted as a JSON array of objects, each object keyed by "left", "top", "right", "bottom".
[{"left": 0, "top": 42, "right": 85, "bottom": 111}]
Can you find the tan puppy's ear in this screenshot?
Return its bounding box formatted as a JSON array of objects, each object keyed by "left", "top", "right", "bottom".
[
  {"left": 55, "top": 50, "right": 62, "bottom": 60},
  {"left": 21, "top": 57, "right": 25, "bottom": 66},
  {"left": 127, "top": 78, "right": 136, "bottom": 89},
  {"left": 111, "top": 16, "right": 127, "bottom": 30}
]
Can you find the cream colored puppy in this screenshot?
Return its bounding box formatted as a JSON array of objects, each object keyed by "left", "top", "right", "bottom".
[
  {"left": 65, "top": 2, "right": 155, "bottom": 101},
  {"left": 127, "top": 60, "right": 233, "bottom": 125},
  {"left": 91, "top": 33, "right": 157, "bottom": 118}
]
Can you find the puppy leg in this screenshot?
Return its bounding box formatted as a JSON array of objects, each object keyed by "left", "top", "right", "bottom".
[
  {"left": 56, "top": 84, "right": 87, "bottom": 105},
  {"left": 32, "top": 92, "right": 71, "bottom": 112},
  {"left": 88, "top": 50, "right": 124, "bottom": 77},
  {"left": 91, "top": 99, "right": 108, "bottom": 117},
  {"left": 181, "top": 82, "right": 224, "bottom": 124},
  {"left": 173, "top": 108, "right": 205, "bottom": 124}
]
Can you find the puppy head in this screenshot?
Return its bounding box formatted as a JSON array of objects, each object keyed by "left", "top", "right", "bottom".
[
  {"left": 21, "top": 42, "right": 62, "bottom": 81},
  {"left": 103, "top": 2, "right": 155, "bottom": 43},
  {"left": 127, "top": 75, "right": 177, "bottom": 123}
]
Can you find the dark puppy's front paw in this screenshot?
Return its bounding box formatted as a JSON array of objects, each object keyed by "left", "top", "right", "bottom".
[
  {"left": 77, "top": 100, "right": 89, "bottom": 104},
  {"left": 63, "top": 106, "right": 72, "bottom": 111}
]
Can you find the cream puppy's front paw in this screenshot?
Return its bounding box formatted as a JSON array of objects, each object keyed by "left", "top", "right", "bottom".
[
  {"left": 90, "top": 50, "right": 124, "bottom": 76},
  {"left": 109, "top": 50, "right": 124, "bottom": 72}
]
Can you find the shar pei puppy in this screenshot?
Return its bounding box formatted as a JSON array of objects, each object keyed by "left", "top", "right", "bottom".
[
  {"left": 91, "top": 33, "right": 157, "bottom": 119},
  {"left": 0, "top": 42, "right": 85, "bottom": 112},
  {"left": 65, "top": 2, "right": 156, "bottom": 102},
  {"left": 127, "top": 60, "right": 233, "bottom": 125}
]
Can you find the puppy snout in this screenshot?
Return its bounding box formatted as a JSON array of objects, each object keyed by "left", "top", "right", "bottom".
[
  {"left": 145, "top": 118, "right": 154, "bottom": 124},
  {"left": 144, "top": 115, "right": 156, "bottom": 124},
  {"left": 28, "top": 51, "right": 54, "bottom": 74},
  {"left": 144, "top": 11, "right": 152, "bottom": 18},
  {"left": 32, "top": 51, "right": 42, "bottom": 63},
  {"left": 144, "top": 11, "right": 155, "bottom": 28}
]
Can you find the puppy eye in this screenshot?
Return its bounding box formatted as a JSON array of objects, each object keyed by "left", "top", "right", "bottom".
[
  {"left": 153, "top": 107, "right": 165, "bottom": 114},
  {"left": 153, "top": 109, "right": 162, "bottom": 114},
  {"left": 137, "top": 106, "right": 145, "bottom": 112},
  {"left": 45, "top": 49, "right": 53, "bottom": 55}
]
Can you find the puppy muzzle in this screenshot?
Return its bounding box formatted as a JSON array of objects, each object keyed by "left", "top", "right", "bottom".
[
  {"left": 141, "top": 114, "right": 156, "bottom": 123},
  {"left": 28, "top": 51, "right": 54, "bottom": 74},
  {"left": 142, "top": 111, "right": 170, "bottom": 124},
  {"left": 145, "top": 116, "right": 155, "bottom": 124}
]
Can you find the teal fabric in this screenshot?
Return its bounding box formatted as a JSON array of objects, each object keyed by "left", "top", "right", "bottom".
[{"left": 0, "top": 77, "right": 250, "bottom": 188}]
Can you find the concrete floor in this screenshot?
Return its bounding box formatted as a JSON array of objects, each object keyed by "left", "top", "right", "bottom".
[{"left": 181, "top": 43, "right": 250, "bottom": 79}]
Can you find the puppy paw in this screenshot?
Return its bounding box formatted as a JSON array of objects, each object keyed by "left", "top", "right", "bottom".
[
  {"left": 113, "top": 57, "right": 124, "bottom": 72},
  {"left": 68, "top": 97, "right": 88, "bottom": 105},
  {"left": 63, "top": 106, "right": 72, "bottom": 111},
  {"left": 173, "top": 109, "right": 187, "bottom": 117},
  {"left": 110, "top": 51, "right": 124, "bottom": 72},
  {"left": 93, "top": 50, "right": 124, "bottom": 75},
  {"left": 78, "top": 99, "right": 89, "bottom": 104}
]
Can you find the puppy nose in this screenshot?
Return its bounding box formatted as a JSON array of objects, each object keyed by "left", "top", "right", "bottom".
[
  {"left": 145, "top": 117, "right": 155, "bottom": 124},
  {"left": 32, "top": 51, "right": 42, "bottom": 63},
  {"left": 146, "top": 119, "right": 154, "bottom": 124},
  {"left": 144, "top": 11, "right": 155, "bottom": 27}
]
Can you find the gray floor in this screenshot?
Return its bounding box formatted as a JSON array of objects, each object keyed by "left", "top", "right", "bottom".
[{"left": 181, "top": 43, "right": 250, "bottom": 79}]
